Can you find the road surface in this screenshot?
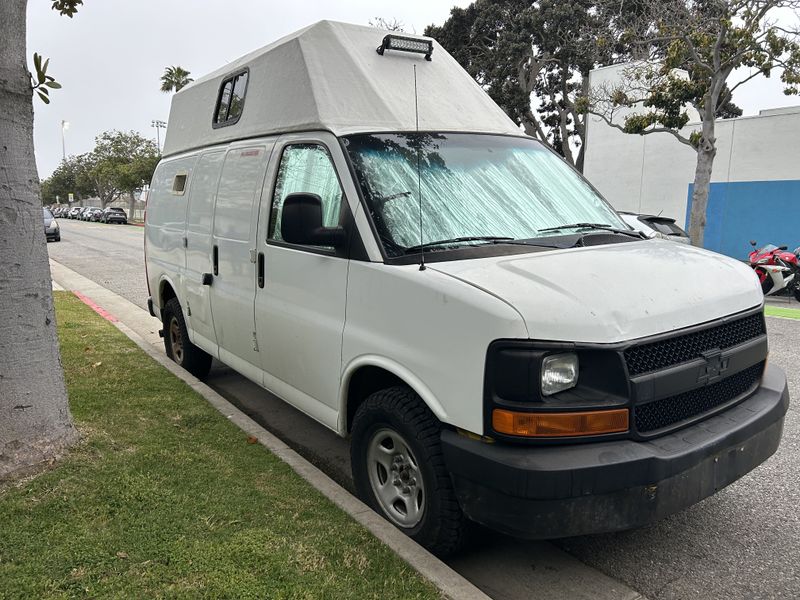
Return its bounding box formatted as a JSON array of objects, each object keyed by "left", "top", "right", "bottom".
[{"left": 49, "top": 218, "right": 800, "bottom": 600}]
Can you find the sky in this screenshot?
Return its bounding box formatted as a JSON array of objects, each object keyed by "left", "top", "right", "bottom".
[{"left": 27, "top": 0, "right": 799, "bottom": 179}]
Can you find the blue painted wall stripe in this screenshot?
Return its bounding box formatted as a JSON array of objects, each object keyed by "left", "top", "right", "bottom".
[{"left": 686, "top": 180, "right": 800, "bottom": 259}]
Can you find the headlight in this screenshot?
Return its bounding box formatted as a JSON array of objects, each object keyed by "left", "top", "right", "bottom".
[{"left": 541, "top": 353, "right": 579, "bottom": 395}]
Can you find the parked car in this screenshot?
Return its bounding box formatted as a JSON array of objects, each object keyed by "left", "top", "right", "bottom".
[
  {"left": 79, "top": 207, "right": 100, "bottom": 221},
  {"left": 68, "top": 206, "right": 83, "bottom": 219},
  {"left": 86, "top": 208, "right": 103, "bottom": 222},
  {"left": 43, "top": 207, "right": 60, "bottom": 242},
  {"left": 145, "top": 22, "right": 788, "bottom": 555},
  {"left": 101, "top": 207, "right": 128, "bottom": 224},
  {"left": 618, "top": 211, "right": 691, "bottom": 243}
]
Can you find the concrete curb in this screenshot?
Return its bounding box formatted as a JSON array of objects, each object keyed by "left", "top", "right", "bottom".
[{"left": 50, "top": 259, "right": 489, "bottom": 600}]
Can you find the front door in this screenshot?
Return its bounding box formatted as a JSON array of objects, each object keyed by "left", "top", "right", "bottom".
[
  {"left": 254, "top": 137, "right": 349, "bottom": 426},
  {"left": 209, "top": 143, "right": 272, "bottom": 371}
]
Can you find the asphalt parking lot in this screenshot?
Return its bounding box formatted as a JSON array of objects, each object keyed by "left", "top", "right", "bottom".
[{"left": 49, "top": 218, "right": 800, "bottom": 600}]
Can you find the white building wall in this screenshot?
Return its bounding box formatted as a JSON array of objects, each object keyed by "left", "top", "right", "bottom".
[{"left": 584, "top": 63, "right": 800, "bottom": 222}]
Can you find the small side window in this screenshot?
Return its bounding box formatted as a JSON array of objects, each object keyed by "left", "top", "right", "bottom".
[
  {"left": 213, "top": 69, "right": 249, "bottom": 127},
  {"left": 172, "top": 173, "right": 187, "bottom": 195}
]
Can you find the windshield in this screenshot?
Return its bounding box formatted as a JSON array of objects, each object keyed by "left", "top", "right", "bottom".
[{"left": 343, "top": 133, "right": 628, "bottom": 257}]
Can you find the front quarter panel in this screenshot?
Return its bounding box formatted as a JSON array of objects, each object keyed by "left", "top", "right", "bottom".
[{"left": 341, "top": 261, "right": 527, "bottom": 435}]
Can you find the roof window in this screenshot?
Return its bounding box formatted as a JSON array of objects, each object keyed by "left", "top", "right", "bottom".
[{"left": 213, "top": 69, "right": 249, "bottom": 127}]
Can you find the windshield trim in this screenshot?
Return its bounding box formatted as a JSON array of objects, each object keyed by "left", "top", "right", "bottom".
[{"left": 340, "top": 131, "right": 630, "bottom": 264}]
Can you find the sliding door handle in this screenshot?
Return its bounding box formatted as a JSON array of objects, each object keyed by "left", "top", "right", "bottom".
[
  {"left": 257, "top": 252, "right": 265, "bottom": 288},
  {"left": 212, "top": 245, "right": 219, "bottom": 276}
]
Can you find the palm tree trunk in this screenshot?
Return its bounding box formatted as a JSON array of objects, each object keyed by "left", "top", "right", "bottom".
[{"left": 0, "top": 0, "right": 77, "bottom": 479}]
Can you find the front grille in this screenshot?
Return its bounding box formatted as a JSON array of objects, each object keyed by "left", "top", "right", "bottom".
[
  {"left": 634, "top": 362, "right": 765, "bottom": 433},
  {"left": 624, "top": 312, "right": 766, "bottom": 376}
]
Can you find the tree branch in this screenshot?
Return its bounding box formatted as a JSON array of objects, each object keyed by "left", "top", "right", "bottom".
[{"left": 587, "top": 109, "right": 697, "bottom": 150}]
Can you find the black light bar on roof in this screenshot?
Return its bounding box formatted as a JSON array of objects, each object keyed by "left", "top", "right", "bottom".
[{"left": 376, "top": 34, "right": 433, "bottom": 61}]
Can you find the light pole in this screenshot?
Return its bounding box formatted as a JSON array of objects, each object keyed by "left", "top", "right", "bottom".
[
  {"left": 151, "top": 120, "right": 166, "bottom": 152},
  {"left": 60, "top": 120, "right": 69, "bottom": 160}
]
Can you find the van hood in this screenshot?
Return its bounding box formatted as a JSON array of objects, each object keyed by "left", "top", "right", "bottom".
[{"left": 430, "top": 240, "right": 763, "bottom": 343}]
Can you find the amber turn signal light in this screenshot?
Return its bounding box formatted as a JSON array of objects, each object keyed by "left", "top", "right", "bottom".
[{"left": 492, "top": 408, "right": 629, "bottom": 437}]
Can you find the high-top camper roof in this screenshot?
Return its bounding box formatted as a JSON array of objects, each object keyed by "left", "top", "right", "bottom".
[{"left": 162, "top": 20, "right": 521, "bottom": 157}]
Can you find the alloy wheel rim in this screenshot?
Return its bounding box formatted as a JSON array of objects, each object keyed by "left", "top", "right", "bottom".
[
  {"left": 366, "top": 428, "right": 425, "bottom": 528},
  {"left": 169, "top": 318, "right": 184, "bottom": 363}
]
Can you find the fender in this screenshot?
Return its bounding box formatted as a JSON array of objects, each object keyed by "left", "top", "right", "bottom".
[
  {"left": 338, "top": 355, "right": 448, "bottom": 436},
  {"left": 157, "top": 273, "right": 181, "bottom": 311}
]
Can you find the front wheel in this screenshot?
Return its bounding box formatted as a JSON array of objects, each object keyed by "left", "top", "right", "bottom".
[
  {"left": 351, "top": 387, "right": 466, "bottom": 556},
  {"left": 162, "top": 298, "right": 212, "bottom": 379}
]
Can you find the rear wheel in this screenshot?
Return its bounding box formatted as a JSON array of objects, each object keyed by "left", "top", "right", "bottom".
[
  {"left": 162, "top": 298, "right": 212, "bottom": 379},
  {"left": 351, "top": 386, "right": 466, "bottom": 556}
]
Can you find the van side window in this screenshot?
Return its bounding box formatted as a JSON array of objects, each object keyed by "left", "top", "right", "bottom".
[
  {"left": 213, "top": 70, "right": 248, "bottom": 127},
  {"left": 172, "top": 173, "right": 187, "bottom": 195},
  {"left": 269, "top": 144, "right": 343, "bottom": 242}
]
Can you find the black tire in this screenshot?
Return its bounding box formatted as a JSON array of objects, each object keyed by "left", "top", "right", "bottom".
[
  {"left": 162, "top": 297, "right": 212, "bottom": 379},
  {"left": 351, "top": 386, "right": 467, "bottom": 556}
]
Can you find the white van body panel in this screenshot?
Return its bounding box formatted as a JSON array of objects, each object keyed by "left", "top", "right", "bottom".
[
  {"left": 146, "top": 153, "right": 197, "bottom": 312},
  {"left": 431, "top": 240, "right": 763, "bottom": 344},
  {"left": 341, "top": 262, "right": 528, "bottom": 436},
  {"left": 208, "top": 142, "right": 274, "bottom": 366},
  {"left": 184, "top": 150, "right": 225, "bottom": 352}
]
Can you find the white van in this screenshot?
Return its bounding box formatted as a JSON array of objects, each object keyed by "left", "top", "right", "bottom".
[{"left": 145, "top": 21, "right": 789, "bottom": 555}]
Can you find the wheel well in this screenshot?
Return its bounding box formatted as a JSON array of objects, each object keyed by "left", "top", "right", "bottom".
[
  {"left": 160, "top": 281, "right": 177, "bottom": 315},
  {"left": 346, "top": 366, "right": 405, "bottom": 433}
]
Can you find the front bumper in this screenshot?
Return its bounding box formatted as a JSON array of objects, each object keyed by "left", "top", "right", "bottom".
[{"left": 442, "top": 363, "right": 789, "bottom": 539}]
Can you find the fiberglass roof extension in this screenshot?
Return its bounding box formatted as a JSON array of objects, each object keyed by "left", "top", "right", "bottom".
[{"left": 161, "top": 20, "right": 521, "bottom": 157}]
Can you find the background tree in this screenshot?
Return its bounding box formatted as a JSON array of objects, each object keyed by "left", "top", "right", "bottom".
[
  {"left": 80, "top": 131, "right": 159, "bottom": 210},
  {"left": 39, "top": 154, "right": 96, "bottom": 205},
  {"left": 426, "top": 0, "right": 620, "bottom": 171},
  {"left": 160, "top": 65, "right": 193, "bottom": 93},
  {"left": 369, "top": 17, "right": 406, "bottom": 32},
  {"left": 0, "top": 0, "right": 81, "bottom": 480},
  {"left": 586, "top": 0, "right": 800, "bottom": 246}
]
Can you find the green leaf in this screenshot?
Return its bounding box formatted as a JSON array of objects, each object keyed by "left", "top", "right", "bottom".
[
  {"left": 37, "top": 91, "right": 51, "bottom": 104},
  {"left": 43, "top": 58, "right": 50, "bottom": 74},
  {"left": 44, "top": 81, "right": 62, "bottom": 89},
  {"left": 33, "top": 52, "right": 42, "bottom": 72},
  {"left": 38, "top": 86, "right": 50, "bottom": 95}
]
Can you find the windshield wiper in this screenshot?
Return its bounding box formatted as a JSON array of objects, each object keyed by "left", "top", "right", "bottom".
[
  {"left": 538, "top": 222, "right": 644, "bottom": 238},
  {"left": 404, "top": 236, "right": 514, "bottom": 253}
]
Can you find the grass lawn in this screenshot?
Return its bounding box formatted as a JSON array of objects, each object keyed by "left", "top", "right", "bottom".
[
  {"left": 764, "top": 305, "right": 800, "bottom": 320},
  {"left": 0, "top": 292, "right": 440, "bottom": 599}
]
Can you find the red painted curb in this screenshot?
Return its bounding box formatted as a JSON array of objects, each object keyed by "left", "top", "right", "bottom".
[
  {"left": 130, "top": 222, "right": 145, "bottom": 227},
  {"left": 72, "top": 291, "right": 119, "bottom": 323}
]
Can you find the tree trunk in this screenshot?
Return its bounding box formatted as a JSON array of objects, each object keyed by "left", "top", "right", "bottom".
[
  {"left": 688, "top": 111, "right": 718, "bottom": 248},
  {"left": 0, "top": 0, "right": 77, "bottom": 480},
  {"left": 128, "top": 190, "right": 136, "bottom": 221}
]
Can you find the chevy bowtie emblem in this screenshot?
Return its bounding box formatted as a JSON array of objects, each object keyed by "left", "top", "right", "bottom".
[{"left": 698, "top": 349, "right": 729, "bottom": 384}]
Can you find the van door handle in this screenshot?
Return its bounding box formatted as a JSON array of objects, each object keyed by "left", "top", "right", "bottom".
[
  {"left": 212, "top": 245, "right": 219, "bottom": 276},
  {"left": 257, "top": 252, "right": 265, "bottom": 288},
  {"left": 202, "top": 273, "right": 213, "bottom": 286}
]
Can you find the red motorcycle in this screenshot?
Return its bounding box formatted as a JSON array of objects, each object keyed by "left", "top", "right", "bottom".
[{"left": 748, "top": 241, "right": 800, "bottom": 301}]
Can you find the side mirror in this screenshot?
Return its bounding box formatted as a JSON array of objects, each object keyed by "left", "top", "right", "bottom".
[
  {"left": 750, "top": 240, "right": 757, "bottom": 247},
  {"left": 281, "top": 193, "right": 346, "bottom": 248}
]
